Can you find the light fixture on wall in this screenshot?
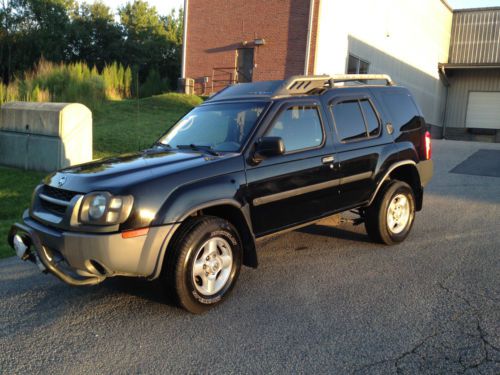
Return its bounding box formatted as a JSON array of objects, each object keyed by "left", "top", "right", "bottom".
[{"left": 253, "top": 38, "right": 266, "bottom": 46}]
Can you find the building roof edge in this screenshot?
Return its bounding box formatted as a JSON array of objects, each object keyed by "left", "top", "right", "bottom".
[
  {"left": 453, "top": 6, "right": 500, "bottom": 13},
  {"left": 440, "top": 0, "right": 453, "bottom": 12}
]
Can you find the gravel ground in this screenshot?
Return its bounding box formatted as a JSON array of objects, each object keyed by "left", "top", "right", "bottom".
[{"left": 0, "top": 139, "right": 499, "bottom": 374}]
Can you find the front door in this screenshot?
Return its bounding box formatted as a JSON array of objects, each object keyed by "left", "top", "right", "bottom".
[
  {"left": 236, "top": 48, "right": 254, "bottom": 83},
  {"left": 245, "top": 101, "right": 341, "bottom": 236}
]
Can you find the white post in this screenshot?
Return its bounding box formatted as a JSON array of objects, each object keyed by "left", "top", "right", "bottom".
[
  {"left": 304, "top": 0, "right": 315, "bottom": 75},
  {"left": 181, "top": 0, "right": 189, "bottom": 78}
]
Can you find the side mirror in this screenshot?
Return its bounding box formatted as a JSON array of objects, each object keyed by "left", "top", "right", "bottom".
[{"left": 252, "top": 137, "right": 285, "bottom": 163}]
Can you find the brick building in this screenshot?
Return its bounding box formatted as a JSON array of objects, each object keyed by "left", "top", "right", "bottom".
[
  {"left": 183, "top": 0, "right": 319, "bottom": 94},
  {"left": 182, "top": 0, "right": 500, "bottom": 141}
]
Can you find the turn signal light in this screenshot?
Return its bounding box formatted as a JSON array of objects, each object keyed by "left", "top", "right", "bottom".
[{"left": 121, "top": 227, "right": 149, "bottom": 239}]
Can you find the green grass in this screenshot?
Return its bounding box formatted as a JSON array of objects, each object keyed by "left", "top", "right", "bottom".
[
  {"left": 0, "top": 93, "right": 203, "bottom": 258},
  {"left": 93, "top": 93, "right": 203, "bottom": 158}
]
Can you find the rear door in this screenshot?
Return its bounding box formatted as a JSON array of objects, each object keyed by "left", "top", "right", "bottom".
[
  {"left": 244, "top": 99, "right": 341, "bottom": 236},
  {"left": 326, "top": 90, "right": 392, "bottom": 209}
]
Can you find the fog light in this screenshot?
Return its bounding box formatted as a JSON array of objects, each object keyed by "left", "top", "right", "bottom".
[{"left": 13, "top": 234, "right": 28, "bottom": 259}]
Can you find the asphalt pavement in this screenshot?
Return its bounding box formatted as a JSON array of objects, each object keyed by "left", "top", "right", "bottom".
[{"left": 0, "top": 139, "right": 499, "bottom": 374}]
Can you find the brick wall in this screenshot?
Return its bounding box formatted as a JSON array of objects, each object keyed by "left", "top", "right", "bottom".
[{"left": 185, "top": 0, "right": 319, "bottom": 94}]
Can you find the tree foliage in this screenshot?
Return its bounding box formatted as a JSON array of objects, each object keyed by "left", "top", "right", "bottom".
[{"left": 0, "top": 0, "right": 183, "bottom": 94}]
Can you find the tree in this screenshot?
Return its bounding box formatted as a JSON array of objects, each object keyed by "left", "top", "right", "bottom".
[
  {"left": 119, "top": 1, "right": 182, "bottom": 93},
  {"left": 162, "top": 8, "right": 183, "bottom": 88},
  {"left": 68, "top": 1, "right": 123, "bottom": 69},
  {"left": 0, "top": 0, "right": 73, "bottom": 79},
  {"left": 0, "top": 0, "right": 183, "bottom": 94}
]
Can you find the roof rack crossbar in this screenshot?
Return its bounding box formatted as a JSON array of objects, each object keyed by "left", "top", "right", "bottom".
[{"left": 272, "top": 74, "right": 396, "bottom": 98}]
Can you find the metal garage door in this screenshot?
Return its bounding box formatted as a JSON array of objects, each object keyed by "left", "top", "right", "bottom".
[{"left": 466, "top": 92, "right": 500, "bottom": 129}]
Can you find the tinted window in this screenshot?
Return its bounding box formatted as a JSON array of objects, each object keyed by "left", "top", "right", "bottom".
[
  {"left": 332, "top": 101, "right": 367, "bottom": 142},
  {"left": 347, "top": 55, "right": 359, "bottom": 74},
  {"left": 267, "top": 106, "right": 323, "bottom": 152},
  {"left": 347, "top": 54, "right": 370, "bottom": 74},
  {"left": 381, "top": 92, "right": 420, "bottom": 131},
  {"left": 360, "top": 100, "right": 380, "bottom": 136},
  {"left": 359, "top": 60, "right": 369, "bottom": 74}
]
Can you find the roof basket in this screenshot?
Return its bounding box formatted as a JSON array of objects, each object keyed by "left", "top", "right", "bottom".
[{"left": 272, "top": 74, "right": 396, "bottom": 97}]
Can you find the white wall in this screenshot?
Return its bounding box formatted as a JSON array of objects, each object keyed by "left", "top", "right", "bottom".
[{"left": 314, "top": 0, "right": 453, "bottom": 126}]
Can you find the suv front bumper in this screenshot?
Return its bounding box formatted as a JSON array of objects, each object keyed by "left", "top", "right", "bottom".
[{"left": 8, "top": 210, "right": 177, "bottom": 286}]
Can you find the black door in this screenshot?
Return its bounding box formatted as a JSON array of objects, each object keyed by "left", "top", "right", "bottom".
[
  {"left": 236, "top": 48, "right": 254, "bottom": 83},
  {"left": 245, "top": 101, "right": 341, "bottom": 236},
  {"left": 327, "top": 92, "right": 392, "bottom": 209}
]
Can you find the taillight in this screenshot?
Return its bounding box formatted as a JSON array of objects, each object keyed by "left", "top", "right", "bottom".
[{"left": 424, "top": 131, "right": 432, "bottom": 160}]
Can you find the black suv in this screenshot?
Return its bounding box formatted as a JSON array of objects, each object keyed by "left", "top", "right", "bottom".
[{"left": 9, "top": 74, "right": 433, "bottom": 313}]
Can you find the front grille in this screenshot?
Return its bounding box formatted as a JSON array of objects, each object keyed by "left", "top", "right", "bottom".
[
  {"left": 42, "top": 185, "right": 79, "bottom": 202},
  {"left": 39, "top": 185, "right": 81, "bottom": 215},
  {"left": 40, "top": 199, "right": 67, "bottom": 214}
]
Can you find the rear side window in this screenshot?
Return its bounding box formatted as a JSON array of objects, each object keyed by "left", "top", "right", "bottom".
[
  {"left": 331, "top": 99, "right": 381, "bottom": 142},
  {"left": 331, "top": 101, "right": 366, "bottom": 142},
  {"left": 266, "top": 106, "right": 323, "bottom": 152},
  {"left": 360, "top": 100, "right": 380, "bottom": 136},
  {"left": 381, "top": 92, "right": 421, "bottom": 131}
]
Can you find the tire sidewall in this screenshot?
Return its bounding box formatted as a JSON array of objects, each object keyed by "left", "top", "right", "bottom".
[
  {"left": 179, "top": 220, "right": 242, "bottom": 308},
  {"left": 381, "top": 182, "right": 416, "bottom": 243}
]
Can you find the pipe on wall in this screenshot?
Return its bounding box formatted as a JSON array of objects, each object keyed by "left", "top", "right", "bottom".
[
  {"left": 304, "top": 0, "right": 315, "bottom": 75},
  {"left": 438, "top": 65, "right": 450, "bottom": 139},
  {"left": 181, "top": 0, "right": 189, "bottom": 78}
]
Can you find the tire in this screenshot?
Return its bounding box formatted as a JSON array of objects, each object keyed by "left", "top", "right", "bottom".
[
  {"left": 365, "top": 180, "right": 416, "bottom": 245},
  {"left": 163, "top": 216, "right": 242, "bottom": 314}
]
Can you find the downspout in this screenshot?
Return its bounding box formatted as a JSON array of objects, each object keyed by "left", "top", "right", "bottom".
[
  {"left": 438, "top": 64, "right": 450, "bottom": 139},
  {"left": 304, "top": 0, "right": 315, "bottom": 75},
  {"left": 181, "top": 0, "right": 189, "bottom": 78}
]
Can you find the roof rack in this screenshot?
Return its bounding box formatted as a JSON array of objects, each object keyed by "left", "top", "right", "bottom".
[{"left": 272, "top": 74, "right": 396, "bottom": 98}]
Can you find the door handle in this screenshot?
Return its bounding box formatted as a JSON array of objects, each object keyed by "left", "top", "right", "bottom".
[{"left": 322, "top": 155, "right": 335, "bottom": 164}]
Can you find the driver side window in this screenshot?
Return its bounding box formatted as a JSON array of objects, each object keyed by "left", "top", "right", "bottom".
[{"left": 266, "top": 105, "right": 323, "bottom": 153}]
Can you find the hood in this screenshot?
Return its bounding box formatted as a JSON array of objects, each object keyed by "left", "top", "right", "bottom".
[{"left": 44, "top": 148, "right": 232, "bottom": 193}]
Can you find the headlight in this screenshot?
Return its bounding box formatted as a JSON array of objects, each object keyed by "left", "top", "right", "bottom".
[
  {"left": 88, "top": 194, "right": 107, "bottom": 220},
  {"left": 80, "top": 192, "right": 133, "bottom": 225}
]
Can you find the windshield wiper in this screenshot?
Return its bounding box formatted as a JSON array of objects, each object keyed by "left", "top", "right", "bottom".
[{"left": 177, "top": 144, "right": 220, "bottom": 156}]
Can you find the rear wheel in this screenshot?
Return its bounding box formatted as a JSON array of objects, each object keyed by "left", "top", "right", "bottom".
[
  {"left": 163, "top": 216, "right": 242, "bottom": 313},
  {"left": 365, "top": 180, "right": 416, "bottom": 245}
]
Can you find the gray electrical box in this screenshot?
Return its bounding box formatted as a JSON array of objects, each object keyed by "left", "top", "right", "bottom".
[
  {"left": 177, "top": 77, "right": 195, "bottom": 95},
  {"left": 0, "top": 102, "right": 92, "bottom": 172}
]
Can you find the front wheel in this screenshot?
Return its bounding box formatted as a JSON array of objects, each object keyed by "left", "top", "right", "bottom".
[
  {"left": 163, "top": 216, "right": 242, "bottom": 313},
  {"left": 365, "top": 180, "right": 416, "bottom": 245}
]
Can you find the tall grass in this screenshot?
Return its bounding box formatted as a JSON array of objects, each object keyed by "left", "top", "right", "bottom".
[{"left": 0, "top": 60, "right": 133, "bottom": 109}]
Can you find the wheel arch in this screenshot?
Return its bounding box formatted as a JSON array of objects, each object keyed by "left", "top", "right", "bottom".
[
  {"left": 158, "top": 200, "right": 258, "bottom": 277},
  {"left": 368, "top": 161, "right": 424, "bottom": 211}
]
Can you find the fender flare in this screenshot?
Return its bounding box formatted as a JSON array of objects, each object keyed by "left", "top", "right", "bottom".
[
  {"left": 149, "top": 199, "right": 257, "bottom": 280},
  {"left": 366, "top": 160, "right": 418, "bottom": 206}
]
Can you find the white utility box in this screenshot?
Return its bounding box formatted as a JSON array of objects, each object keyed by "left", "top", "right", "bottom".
[{"left": 0, "top": 102, "right": 92, "bottom": 172}]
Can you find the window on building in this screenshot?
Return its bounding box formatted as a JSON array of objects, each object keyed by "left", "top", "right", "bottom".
[
  {"left": 266, "top": 106, "right": 323, "bottom": 152},
  {"left": 347, "top": 54, "right": 370, "bottom": 74},
  {"left": 331, "top": 99, "right": 380, "bottom": 142}
]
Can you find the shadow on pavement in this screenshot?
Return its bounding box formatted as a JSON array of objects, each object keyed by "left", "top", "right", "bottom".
[
  {"left": 297, "top": 224, "right": 372, "bottom": 243},
  {"left": 100, "top": 276, "right": 179, "bottom": 307}
]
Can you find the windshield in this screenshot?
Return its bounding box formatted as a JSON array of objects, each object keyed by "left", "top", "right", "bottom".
[{"left": 158, "top": 102, "right": 267, "bottom": 152}]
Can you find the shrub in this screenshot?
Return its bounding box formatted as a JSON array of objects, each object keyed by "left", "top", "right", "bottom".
[
  {"left": 0, "top": 59, "right": 133, "bottom": 109},
  {"left": 139, "top": 68, "right": 170, "bottom": 98}
]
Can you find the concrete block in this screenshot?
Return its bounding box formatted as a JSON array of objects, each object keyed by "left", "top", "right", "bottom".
[{"left": 0, "top": 102, "right": 92, "bottom": 172}]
